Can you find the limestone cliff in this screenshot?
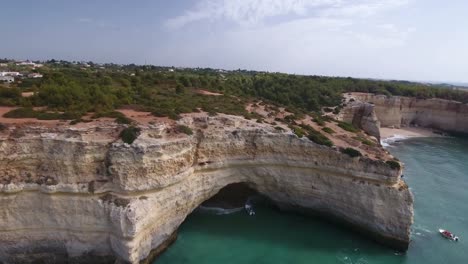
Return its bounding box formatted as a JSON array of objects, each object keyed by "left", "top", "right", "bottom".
[
  {"left": 344, "top": 93, "right": 468, "bottom": 134},
  {"left": 0, "top": 115, "right": 413, "bottom": 264},
  {"left": 338, "top": 100, "right": 381, "bottom": 141}
]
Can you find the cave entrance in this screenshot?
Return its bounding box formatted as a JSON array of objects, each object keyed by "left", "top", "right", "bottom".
[{"left": 201, "top": 182, "right": 259, "bottom": 210}]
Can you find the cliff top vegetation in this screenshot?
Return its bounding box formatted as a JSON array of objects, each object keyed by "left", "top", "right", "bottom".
[{"left": 1, "top": 60, "right": 468, "bottom": 122}]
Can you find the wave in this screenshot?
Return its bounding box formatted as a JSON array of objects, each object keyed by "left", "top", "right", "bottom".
[
  {"left": 197, "top": 205, "right": 244, "bottom": 215},
  {"left": 381, "top": 134, "right": 410, "bottom": 148}
]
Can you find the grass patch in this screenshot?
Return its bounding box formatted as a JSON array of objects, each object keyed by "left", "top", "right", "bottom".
[
  {"left": 322, "top": 127, "right": 335, "bottom": 134},
  {"left": 313, "top": 117, "right": 325, "bottom": 126},
  {"left": 299, "top": 124, "right": 333, "bottom": 147},
  {"left": 341, "top": 147, "right": 362, "bottom": 158},
  {"left": 337, "top": 121, "right": 359, "bottom": 133},
  {"left": 176, "top": 125, "right": 193, "bottom": 135},
  {"left": 353, "top": 135, "right": 375, "bottom": 146},
  {"left": 290, "top": 126, "right": 306, "bottom": 138}
]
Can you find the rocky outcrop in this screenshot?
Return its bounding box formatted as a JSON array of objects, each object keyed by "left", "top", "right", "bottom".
[
  {"left": 339, "top": 101, "right": 381, "bottom": 141},
  {"left": 346, "top": 93, "right": 468, "bottom": 134},
  {"left": 0, "top": 115, "right": 413, "bottom": 264}
]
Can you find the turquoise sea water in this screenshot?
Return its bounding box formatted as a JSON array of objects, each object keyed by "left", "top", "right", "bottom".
[{"left": 157, "top": 137, "right": 468, "bottom": 264}]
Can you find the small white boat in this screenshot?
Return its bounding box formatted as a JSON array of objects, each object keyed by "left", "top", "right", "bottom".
[{"left": 439, "top": 229, "right": 459, "bottom": 242}]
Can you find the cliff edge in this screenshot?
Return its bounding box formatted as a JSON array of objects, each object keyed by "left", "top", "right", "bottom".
[
  {"left": 0, "top": 115, "right": 413, "bottom": 264},
  {"left": 342, "top": 93, "right": 468, "bottom": 136}
]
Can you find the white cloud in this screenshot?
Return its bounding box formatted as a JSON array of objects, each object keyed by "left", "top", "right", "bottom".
[
  {"left": 165, "top": 0, "right": 410, "bottom": 29},
  {"left": 320, "top": 0, "right": 409, "bottom": 18},
  {"left": 166, "top": 0, "right": 341, "bottom": 29},
  {"left": 160, "top": 0, "right": 417, "bottom": 80}
]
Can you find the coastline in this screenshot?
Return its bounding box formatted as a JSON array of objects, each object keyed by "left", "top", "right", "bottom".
[{"left": 380, "top": 127, "right": 440, "bottom": 147}]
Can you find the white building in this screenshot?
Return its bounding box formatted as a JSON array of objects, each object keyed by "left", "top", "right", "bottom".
[
  {"left": 0, "top": 76, "right": 14, "bottom": 83},
  {"left": 0, "top": 72, "right": 20, "bottom": 77},
  {"left": 16, "top": 61, "right": 43, "bottom": 68},
  {"left": 28, "top": 73, "right": 43, "bottom": 78}
]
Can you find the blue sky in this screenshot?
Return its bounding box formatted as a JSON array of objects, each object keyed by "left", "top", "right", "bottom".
[{"left": 1, "top": 0, "right": 468, "bottom": 82}]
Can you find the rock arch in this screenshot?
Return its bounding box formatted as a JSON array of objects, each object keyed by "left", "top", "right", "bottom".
[{"left": 0, "top": 118, "right": 413, "bottom": 264}]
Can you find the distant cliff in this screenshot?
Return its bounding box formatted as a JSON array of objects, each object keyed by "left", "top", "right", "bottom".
[
  {"left": 343, "top": 93, "right": 468, "bottom": 135},
  {"left": 0, "top": 115, "right": 413, "bottom": 264}
]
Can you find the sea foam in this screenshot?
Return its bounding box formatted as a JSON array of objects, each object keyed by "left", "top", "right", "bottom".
[
  {"left": 197, "top": 206, "right": 243, "bottom": 215},
  {"left": 381, "top": 134, "right": 409, "bottom": 148}
]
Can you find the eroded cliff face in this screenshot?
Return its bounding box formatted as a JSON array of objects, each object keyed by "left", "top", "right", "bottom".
[
  {"left": 339, "top": 101, "right": 381, "bottom": 141},
  {"left": 345, "top": 93, "right": 468, "bottom": 134},
  {"left": 0, "top": 115, "right": 413, "bottom": 264}
]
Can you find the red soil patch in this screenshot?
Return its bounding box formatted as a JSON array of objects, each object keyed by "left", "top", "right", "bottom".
[
  {"left": 196, "top": 90, "right": 223, "bottom": 96},
  {"left": 116, "top": 109, "right": 174, "bottom": 125},
  {"left": 21, "top": 92, "right": 35, "bottom": 98}
]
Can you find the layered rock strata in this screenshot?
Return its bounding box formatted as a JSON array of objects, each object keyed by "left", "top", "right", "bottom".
[
  {"left": 0, "top": 115, "right": 413, "bottom": 264},
  {"left": 339, "top": 100, "right": 381, "bottom": 141},
  {"left": 345, "top": 93, "right": 468, "bottom": 134}
]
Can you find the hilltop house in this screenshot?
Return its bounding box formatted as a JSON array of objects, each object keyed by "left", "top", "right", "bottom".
[
  {"left": 0, "top": 71, "right": 21, "bottom": 77},
  {"left": 0, "top": 76, "right": 14, "bottom": 83},
  {"left": 28, "top": 73, "right": 43, "bottom": 78},
  {"left": 16, "top": 61, "right": 43, "bottom": 68}
]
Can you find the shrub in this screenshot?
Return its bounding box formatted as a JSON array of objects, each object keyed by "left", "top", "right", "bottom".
[
  {"left": 297, "top": 124, "right": 333, "bottom": 147},
  {"left": 115, "top": 115, "right": 133, "bottom": 125},
  {"left": 307, "top": 131, "right": 334, "bottom": 147},
  {"left": 274, "top": 126, "right": 285, "bottom": 131},
  {"left": 36, "top": 112, "right": 64, "bottom": 120},
  {"left": 168, "top": 112, "right": 181, "bottom": 120},
  {"left": 152, "top": 108, "right": 180, "bottom": 120},
  {"left": 291, "top": 126, "right": 306, "bottom": 138},
  {"left": 3, "top": 107, "right": 37, "bottom": 118},
  {"left": 322, "top": 127, "right": 335, "bottom": 134},
  {"left": 4, "top": 108, "right": 83, "bottom": 120},
  {"left": 361, "top": 139, "right": 375, "bottom": 146},
  {"left": 69, "top": 118, "right": 93, "bottom": 125},
  {"left": 337, "top": 121, "right": 359, "bottom": 133},
  {"left": 70, "top": 119, "right": 80, "bottom": 125},
  {"left": 353, "top": 136, "right": 375, "bottom": 146},
  {"left": 93, "top": 111, "right": 124, "bottom": 119},
  {"left": 176, "top": 125, "right": 193, "bottom": 135},
  {"left": 59, "top": 111, "right": 83, "bottom": 120},
  {"left": 283, "top": 115, "right": 297, "bottom": 124},
  {"left": 386, "top": 160, "right": 401, "bottom": 170},
  {"left": 0, "top": 87, "right": 20, "bottom": 106},
  {"left": 120, "top": 126, "right": 141, "bottom": 144},
  {"left": 93, "top": 111, "right": 134, "bottom": 124},
  {"left": 313, "top": 117, "right": 325, "bottom": 126},
  {"left": 342, "top": 147, "right": 362, "bottom": 158}
]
